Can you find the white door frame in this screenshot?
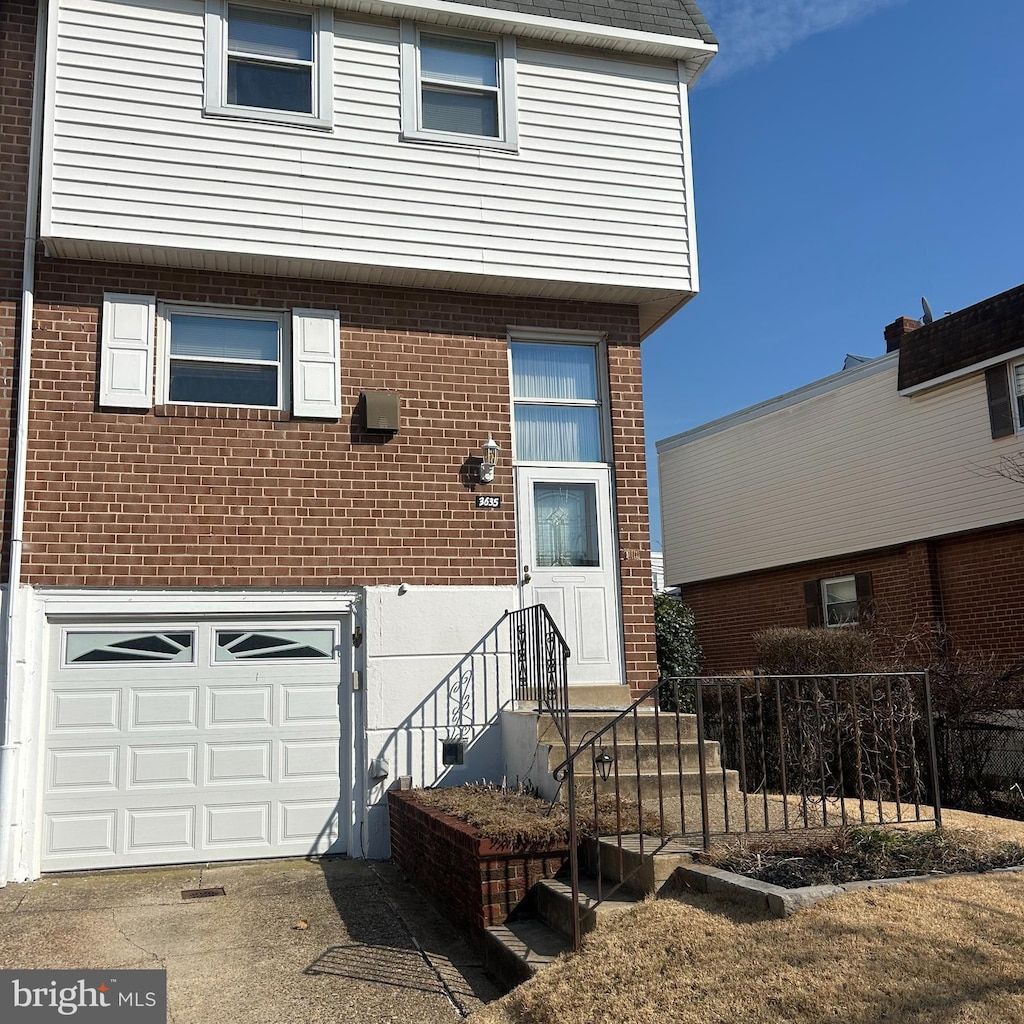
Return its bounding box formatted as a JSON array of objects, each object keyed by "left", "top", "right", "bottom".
[{"left": 515, "top": 466, "right": 624, "bottom": 685}]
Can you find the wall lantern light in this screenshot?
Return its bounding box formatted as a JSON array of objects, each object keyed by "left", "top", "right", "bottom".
[
  {"left": 479, "top": 434, "right": 499, "bottom": 484},
  {"left": 595, "top": 746, "right": 614, "bottom": 782}
]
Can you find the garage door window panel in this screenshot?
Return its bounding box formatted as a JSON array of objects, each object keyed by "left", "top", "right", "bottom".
[
  {"left": 65, "top": 632, "right": 195, "bottom": 666},
  {"left": 215, "top": 629, "right": 336, "bottom": 661}
]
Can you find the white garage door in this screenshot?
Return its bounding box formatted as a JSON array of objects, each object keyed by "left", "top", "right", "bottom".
[{"left": 42, "top": 621, "right": 347, "bottom": 871}]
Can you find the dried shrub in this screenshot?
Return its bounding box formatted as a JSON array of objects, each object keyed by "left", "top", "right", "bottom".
[
  {"left": 706, "top": 827, "right": 1024, "bottom": 888},
  {"left": 413, "top": 782, "right": 660, "bottom": 849},
  {"left": 753, "top": 627, "right": 874, "bottom": 676}
]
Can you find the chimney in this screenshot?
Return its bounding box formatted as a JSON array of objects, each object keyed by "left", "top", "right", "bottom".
[{"left": 883, "top": 316, "right": 922, "bottom": 353}]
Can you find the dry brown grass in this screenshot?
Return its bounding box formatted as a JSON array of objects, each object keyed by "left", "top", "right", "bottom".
[
  {"left": 474, "top": 873, "right": 1024, "bottom": 1024},
  {"left": 413, "top": 784, "right": 660, "bottom": 848},
  {"left": 474, "top": 809, "right": 1024, "bottom": 1024}
]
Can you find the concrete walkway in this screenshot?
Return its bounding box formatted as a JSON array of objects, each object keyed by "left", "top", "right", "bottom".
[{"left": 0, "top": 858, "right": 500, "bottom": 1023}]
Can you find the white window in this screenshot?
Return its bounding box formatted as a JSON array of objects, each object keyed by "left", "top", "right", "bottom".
[
  {"left": 141, "top": 303, "right": 342, "bottom": 416},
  {"left": 400, "top": 23, "right": 517, "bottom": 150},
  {"left": 160, "top": 306, "right": 288, "bottom": 409},
  {"left": 204, "top": 0, "right": 333, "bottom": 128},
  {"left": 1013, "top": 360, "right": 1024, "bottom": 430},
  {"left": 821, "top": 576, "right": 858, "bottom": 628},
  {"left": 510, "top": 342, "right": 604, "bottom": 463}
]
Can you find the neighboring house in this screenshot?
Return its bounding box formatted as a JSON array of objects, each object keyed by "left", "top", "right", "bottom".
[
  {"left": 657, "top": 284, "right": 1024, "bottom": 675},
  {"left": 651, "top": 550, "right": 666, "bottom": 592},
  {"left": 0, "top": 0, "right": 716, "bottom": 881}
]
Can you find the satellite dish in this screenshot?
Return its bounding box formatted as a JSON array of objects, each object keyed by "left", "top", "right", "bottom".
[{"left": 921, "top": 296, "right": 935, "bottom": 324}]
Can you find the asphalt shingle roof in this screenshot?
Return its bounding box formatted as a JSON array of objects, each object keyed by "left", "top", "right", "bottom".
[{"left": 456, "top": 0, "right": 717, "bottom": 44}]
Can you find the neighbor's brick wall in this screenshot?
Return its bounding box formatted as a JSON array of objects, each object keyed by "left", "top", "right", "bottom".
[
  {"left": 682, "top": 541, "right": 941, "bottom": 674},
  {"left": 388, "top": 790, "right": 568, "bottom": 934},
  {"left": 682, "top": 522, "right": 1024, "bottom": 674},
  {"left": 0, "top": 0, "right": 35, "bottom": 580},
  {"left": 934, "top": 521, "right": 1024, "bottom": 665}
]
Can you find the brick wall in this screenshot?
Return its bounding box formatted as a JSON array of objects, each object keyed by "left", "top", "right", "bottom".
[
  {"left": 0, "top": 0, "right": 35, "bottom": 577},
  {"left": 682, "top": 522, "right": 1024, "bottom": 674},
  {"left": 388, "top": 790, "right": 568, "bottom": 934},
  {"left": 934, "top": 521, "right": 1024, "bottom": 664}
]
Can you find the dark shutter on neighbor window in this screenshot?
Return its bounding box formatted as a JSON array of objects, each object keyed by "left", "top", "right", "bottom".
[
  {"left": 985, "top": 365, "right": 1015, "bottom": 439},
  {"left": 803, "top": 580, "right": 823, "bottom": 627},
  {"left": 854, "top": 573, "right": 874, "bottom": 625}
]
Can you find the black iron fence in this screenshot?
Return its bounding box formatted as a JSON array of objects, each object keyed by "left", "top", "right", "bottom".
[{"left": 550, "top": 672, "right": 941, "bottom": 949}]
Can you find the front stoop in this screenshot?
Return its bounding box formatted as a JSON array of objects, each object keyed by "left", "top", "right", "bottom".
[{"left": 482, "top": 835, "right": 699, "bottom": 988}]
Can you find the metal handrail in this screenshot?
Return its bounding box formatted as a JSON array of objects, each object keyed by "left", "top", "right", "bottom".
[
  {"left": 506, "top": 604, "right": 581, "bottom": 948},
  {"left": 550, "top": 670, "right": 942, "bottom": 951}
]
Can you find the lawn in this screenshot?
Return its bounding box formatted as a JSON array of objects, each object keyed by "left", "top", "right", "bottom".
[{"left": 473, "top": 810, "right": 1024, "bottom": 1024}]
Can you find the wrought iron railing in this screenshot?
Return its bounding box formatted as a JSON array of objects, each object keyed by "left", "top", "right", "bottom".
[
  {"left": 550, "top": 671, "right": 942, "bottom": 950},
  {"left": 506, "top": 603, "right": 580, "bottom": 946}
]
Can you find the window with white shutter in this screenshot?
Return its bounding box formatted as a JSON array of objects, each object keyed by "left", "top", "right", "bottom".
[{"left": 99, "top": 294, "right": 156, "bottom": 409}]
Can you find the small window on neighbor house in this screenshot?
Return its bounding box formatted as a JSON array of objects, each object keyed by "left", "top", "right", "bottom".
[
  {"left": 400, "top": 23, "right": 517, "bottom": 150},
  {"left": 1013, "top": 361, "right": 1024, "bottom": 430},
  {"left": 804, "top": 574, "right": 874, "bottom": 628},
  {"left": 822, "top": 576, "right": 858, "bottom": 627},
  {"left": 205, "top": 0, "right": 333, "bottom": 128}
]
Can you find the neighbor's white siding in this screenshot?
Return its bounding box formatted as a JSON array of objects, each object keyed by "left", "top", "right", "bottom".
[
  {"left": 43, "top": 0, "right": 692, "bottom": 301},
  {"left": 659, "top": 361, "right": 1024, "bottom": 584}
]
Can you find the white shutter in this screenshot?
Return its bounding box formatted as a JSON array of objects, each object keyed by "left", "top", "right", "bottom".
[
  {"left": 99, "top": 294, "right": 155, "bottom": 409},
  {"left": 292, "top": 309, "right": 341, "bottom": 418}
]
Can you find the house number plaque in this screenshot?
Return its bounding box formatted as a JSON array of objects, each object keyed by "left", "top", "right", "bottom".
[{"left": 475, "top": 495, "right": 502, "bottom": 509}]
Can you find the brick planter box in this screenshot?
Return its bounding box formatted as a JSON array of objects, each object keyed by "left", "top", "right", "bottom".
[{"left": 388, "top": 789, "right": 569, "bottom": 935}]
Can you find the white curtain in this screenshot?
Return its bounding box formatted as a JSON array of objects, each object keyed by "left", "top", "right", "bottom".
[
  {"left": 515, "top": 405, "right": 601, "bottom": 462},
  {"left": 511, "top": 343, "right": 597, "bottom": 400}
]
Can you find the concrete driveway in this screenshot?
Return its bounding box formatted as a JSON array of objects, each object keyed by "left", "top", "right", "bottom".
[{"left": 0, "top": 857, "right": 500, "bottom": 1023}]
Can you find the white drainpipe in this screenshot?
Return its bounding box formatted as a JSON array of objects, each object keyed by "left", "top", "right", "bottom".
[{"left": 0, "top": 0, "right": 49, "bottom": 886}]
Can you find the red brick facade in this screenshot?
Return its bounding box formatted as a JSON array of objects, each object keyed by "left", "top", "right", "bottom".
[
  {"left": 682, "top": 520, "right": 1024, "bottom": 674},
  {"left": 0, "top": 0, "right": 658, "bottom": 690}
]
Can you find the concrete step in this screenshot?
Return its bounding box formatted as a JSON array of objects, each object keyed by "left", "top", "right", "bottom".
[
  {"left": 481, "top": 918, "right": 571, "bottom": 992},
  {"left": 565, "top": 684, "right": 635, "bottom": 709},
  {"left": 536, "top": 711, "right": 698, "bottom": 746},
  {"left": 546, "top": 738, "right": 720, "bottom": 775},
  {"left": 582, "top": 834, "right": 700, "bottom": 896},
  {"left": 583, "top": 768, "right": 740, "bottom": 802},
  {"left": 533, "top": 873, "right": 643, "bottom": 939}
]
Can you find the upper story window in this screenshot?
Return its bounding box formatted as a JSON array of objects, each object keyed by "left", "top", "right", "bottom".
[
  {"left": 1013, "top": 361, "right": 1024, "bottom": 430},
  {"left": 511, "top": 342, "right": 604, "bottom": 463},
  {"left": 400, "top": 23, "right": 517, "bottom": 151},
  {"left": 162, "top": 307, "right": 288, "bottom": 409},
  {"left": 204, "top": 0, "right": 334, "bottom": 129}
]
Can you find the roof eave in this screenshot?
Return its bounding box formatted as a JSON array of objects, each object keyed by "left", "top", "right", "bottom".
[{"left": 323, "top": 0, "right": 720, "bottom": 64}]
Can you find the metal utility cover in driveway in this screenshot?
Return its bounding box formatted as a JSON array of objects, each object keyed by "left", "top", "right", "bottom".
[{"left": 41, "top": 620, "right": 347, "bottom": 871}]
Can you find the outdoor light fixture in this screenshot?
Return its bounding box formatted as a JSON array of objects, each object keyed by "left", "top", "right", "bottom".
[
  {"left": 479, "top": 434, "right": 499, "bottom": 484},
  {"left": 595, "top": 747, "right": 614, "bottom": 782}
]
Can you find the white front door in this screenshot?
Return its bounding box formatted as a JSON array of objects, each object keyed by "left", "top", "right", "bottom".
[{"left": 516, "top": 465, "right": 623, "bottom": 685}]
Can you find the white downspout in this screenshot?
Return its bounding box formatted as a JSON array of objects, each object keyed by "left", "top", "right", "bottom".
[{"left": 0, "top": 0, "right": 49, "bottom": 886}]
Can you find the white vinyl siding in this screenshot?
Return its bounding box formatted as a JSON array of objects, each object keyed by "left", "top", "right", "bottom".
[
  {"left": 44, "top": 0, "right": 693, "bottom": 304},
  {"left": 659, "top": 362, "right": 1024, "bottom": 585}
]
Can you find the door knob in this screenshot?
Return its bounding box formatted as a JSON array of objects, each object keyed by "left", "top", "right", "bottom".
[{"left": 522, "top": 565, "right": 532, "bottom": 584}]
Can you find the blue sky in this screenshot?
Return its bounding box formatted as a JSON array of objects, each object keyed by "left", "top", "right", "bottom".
[{"left": 644, "top": 0, "right": 1024, "bottom": 546}]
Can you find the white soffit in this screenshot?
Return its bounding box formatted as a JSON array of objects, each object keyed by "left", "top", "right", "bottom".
[{"left": 319, "top": 0, "right": 718, "bottom": 66}]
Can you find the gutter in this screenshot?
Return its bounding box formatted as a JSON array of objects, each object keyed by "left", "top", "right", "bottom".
[{"left": 0, "top": 0, "right": 48, "bottom": 886}]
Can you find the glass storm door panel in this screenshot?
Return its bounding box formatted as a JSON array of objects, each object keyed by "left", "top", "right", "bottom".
[{"left": 517, "top": 466, "right": 622, "bottom": 685}]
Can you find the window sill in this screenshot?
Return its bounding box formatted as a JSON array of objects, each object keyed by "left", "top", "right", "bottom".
[
  {"left": 202, "top": 106, "right": 334, "bottom": 132},
  {"left": 154, "top": 404, "right": 291, "bottom": 422},
  {"left": 399, "top": 130, "right": 518, "bottom": 154}
]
